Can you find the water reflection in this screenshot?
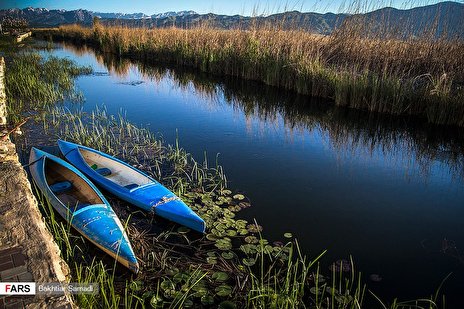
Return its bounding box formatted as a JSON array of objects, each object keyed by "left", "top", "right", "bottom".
[{"left": 61, "top": 41, "right": 464, "bottom": 182}]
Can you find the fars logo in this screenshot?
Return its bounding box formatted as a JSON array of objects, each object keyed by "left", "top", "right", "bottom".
[{"left": 0, "top": 282, "right": 36, "bottom": 295}]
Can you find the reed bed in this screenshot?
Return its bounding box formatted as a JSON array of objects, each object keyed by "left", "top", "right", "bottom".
[{"left": 36, "top": 22, "right": 464, "bottom": 126}]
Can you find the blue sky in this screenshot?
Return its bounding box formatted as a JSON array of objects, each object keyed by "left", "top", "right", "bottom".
[{"left": 0, "top": 0, "right": 448, "bottom": 15}]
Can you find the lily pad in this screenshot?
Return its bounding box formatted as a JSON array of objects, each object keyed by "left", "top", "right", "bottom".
[
  {"left": 215, "top": 284, "right": 233, "bottom": 296},
  {"left": 163, "top": 289, "right": 176, "bottom": 299},
  {"left": 225, "top": 229, "right": 237, "bottom": 237},
  {"left": 245, "top": 236, "right": 258, "bottom": 244},
  {"left": 247, "top": 224, "right": 263, "bottom": 233},
  {"left": 238, "top": 228, "right": 249, "bottom": 235},
  {"left": 221, "top": 251, "right": 235, "bottom": 260},
  {"left": 201, "top": 294, "right": 215, "bottom": 305},
  {"left": 212, "top": 271, "right": 229, "bottom": 282},
  {"left": 263, "top": 245, "right": 273, "bottom": 254},
  {"left": 207, "top": 257, "right": 217, "bottom": 265},
  {"left": 284, "top": 232, "right": 293, "bottom": 238},
  {"left": 235, "top": 220, "right": 247, "bottom": 229},
  {"left": 215, "top": 238, "right": 232, "bottom": 251},
  {"left": 183, "top": 299, "right": 194, "bottom": 307},
  {"left": 192, "top": 286, "right": 208, "bottom": 296},
  {"left": 150, "top": 295, "right": 163, "bottom": 308},
  {"left": 219, "top": 301, "right": 237, "bottom": 309},
  {"left": 206, "top": 233, "right": 219, "bottom": 241},
  {"left": 239, "top": 202, "right": 251, "bottom": 209},
  {"left": 173, "top": 273, "right": 189, "bottom": 283},
  {"left": 242, "top": 257, "right": 256, "bottom": 266},
  {"left": 221, "top": 189, "right": 232, "bottom": 196},
  {"left": 160, "top": 280, "right": 174, "bottom": 291},
  {"left": 233, "top": 194, "right": 245, "bottom": 200},
  {"left": 240, "top": 244, "right": 257, "bottom": 255}
]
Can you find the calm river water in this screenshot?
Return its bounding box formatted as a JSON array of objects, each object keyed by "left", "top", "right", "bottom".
[{"left": 39, "top": 41, "right": 464, "bottom": 305}]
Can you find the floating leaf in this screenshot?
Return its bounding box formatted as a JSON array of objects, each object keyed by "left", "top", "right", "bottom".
[
  {"left": 223, "top": 210, "right": 235, "bottom": 219},
  {"left": 225, "top": 229, "right": 237, "bottom": 237},
  {"left": 221, "top": 251, "right": 235, "bottom": 260},
  {"left": 163, "top": 289, "right": 176, "bottom": 299},
  {"left": 215, "top": 238, "right": 232, "bottom": 251},
  {"left": 173, "top": 273, "right": 189, "bottom": 283},
  {"left": 235, "top": 220, "right": 247, "bottom": 229},
  {"left": 238, "top": 229, "right": 249, "bottom": 235},
  {"left": 221, "top": 189, "right": 232, "bottom": 196},
  {"left": 206, "top": 233, "right": 219, "bottom": 241},
  {"left": 215, "top": 285, "right": 232, "bottom": 296},
  {"left": 247, "top": 224, "right": 263, "bottom": 233},
  {"left": 284, "top": 232, "right": 293, "bottom": 239},
  {"left": 239, "top": 202, "right": 251, "bottom": 209},
  {"left": 233, "top": 194, "right": 245, "bottom": 200},
  {"left": 165, "top": 268, "right": 179, "bottom": 276},
  {"left": 245, "top": 236, "right": 258, "bottom": 244},
  {"left": 242, "top": 258, "right": 256, "bottom": 266},
  {"left": 201, "top": 295, "right": 215, "bottom": 305},
  {"left": 206, "top": 251, "right": 216, "bottom": 257},
  {"left": 150, "top": 295, "right": 163, "bottom": 308},
  {"left": 219, "top": 301, "right": 237, "bottom": 309},
  {"left": 212, "top": 272, "right": 229, "bottom": 282},
  {"left": 207, "top": 257, "right": 217, "bottom": 265},
  {"left": 160, "top": 280, "right": 174, "bottom": 291},
  {"left": 192, "top": 286, "right": 208, "bottom": 296},
  {"left": 263, "top": 245, "right": 273, "bottom": 254},
  {"left": 240, "top": 244, "right": 257, "bottom": 255},
  {"left": 177, "top": 226, "right": 190, "bottom": 234}
]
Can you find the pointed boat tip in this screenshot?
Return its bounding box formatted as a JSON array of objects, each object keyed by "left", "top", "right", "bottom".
[{"left": 130, "top": 262, "right": 140, "bottom": 274}]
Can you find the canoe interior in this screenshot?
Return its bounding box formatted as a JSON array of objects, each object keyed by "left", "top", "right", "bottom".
[
  {"left": 45, "top": 158, "right": 103, "bottom": 212},
  {"left": 80, "top": 148, "right": 152, "bottom": 188}
]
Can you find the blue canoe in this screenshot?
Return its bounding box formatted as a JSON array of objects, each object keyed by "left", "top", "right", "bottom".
[
  {"left": 58, "top": 140, "right": 206, "bottom": 233},
  {"left": 29, "top": 147, "right": 139, "bottom": 273}
]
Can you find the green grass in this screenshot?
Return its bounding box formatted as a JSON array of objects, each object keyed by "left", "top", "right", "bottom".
[{"left": 5, "top": 52, "right": 91, "bottom": 122}]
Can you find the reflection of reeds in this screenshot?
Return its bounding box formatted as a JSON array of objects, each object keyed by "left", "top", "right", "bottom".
[
  {"left": 55, "top": 43, "right": 463, "bottom": 181},
  {"left": 36, "top": 17, "right": 464, "bottom": 126},
  {"left": 5, "top": 52, "right": 91, "bottom": 122}
]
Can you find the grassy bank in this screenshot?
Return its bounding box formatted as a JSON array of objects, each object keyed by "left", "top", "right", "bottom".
[{"left": 36, "top": 24, "right": 464, "bottom": 126}]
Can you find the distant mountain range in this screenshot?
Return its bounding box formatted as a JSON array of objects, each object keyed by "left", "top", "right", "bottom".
[
  {"left": 1, "top": 2, "right": 463, "bottom": 37},
  {"left": 92, "top": 10, "right": 197, "bottom": 20}
]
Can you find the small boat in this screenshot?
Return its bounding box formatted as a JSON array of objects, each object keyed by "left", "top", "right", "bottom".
[
  {"left": 58, "top": 140, "right": 206, "bottom": 233},
  {"left": 29, "top": 147, "right": 139, "bottom": 273}
]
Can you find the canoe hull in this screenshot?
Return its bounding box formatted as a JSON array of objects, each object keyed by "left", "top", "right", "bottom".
[
  {"left": 29, "top": 148, "right": 139, "bottom": 273},
  {"left": 58, "top": 140, "right": 206, "bottom": 233}
]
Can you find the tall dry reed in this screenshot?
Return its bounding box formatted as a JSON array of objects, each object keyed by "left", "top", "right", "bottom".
[{"left": 35, "top": 18, "right": 464, "bottom": 126}]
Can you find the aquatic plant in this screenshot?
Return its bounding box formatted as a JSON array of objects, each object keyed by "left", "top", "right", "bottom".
[
  {"left": 5, "top": 52, "right": 91, "bottom": 122},
  {"left": 35, "top": 17, "right": 464, "bottom": 126}
]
